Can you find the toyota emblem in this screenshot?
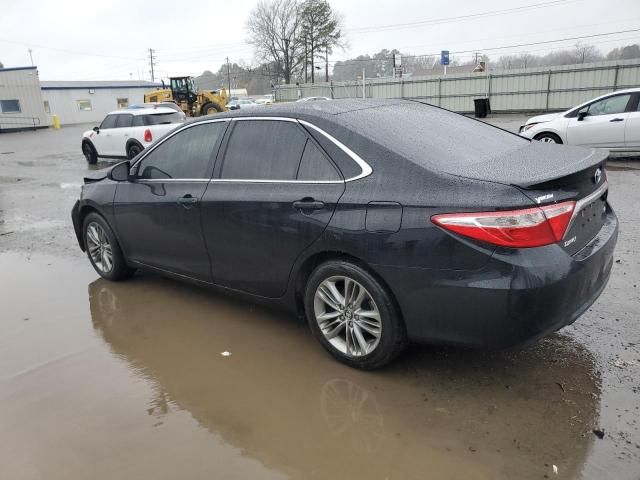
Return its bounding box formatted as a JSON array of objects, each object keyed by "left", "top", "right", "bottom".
[{"left": 594, "top": 168, "right": 602, "bottom": 184}]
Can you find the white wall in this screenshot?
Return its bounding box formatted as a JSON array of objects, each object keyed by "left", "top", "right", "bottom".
[
  {"left": 0, "top": 68, "right": 47, "bottom": 130},
  {"left": 41, "top": 87, "right": 150, "bottom": 126}
]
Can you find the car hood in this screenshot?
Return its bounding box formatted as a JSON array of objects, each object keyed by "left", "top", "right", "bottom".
[{"left": 524, "top": 112, "right": 562, "bottom": 125}]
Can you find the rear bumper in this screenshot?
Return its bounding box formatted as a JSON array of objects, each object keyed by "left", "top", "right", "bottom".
[{"left": 374, "top": 208, "right": 618, "bottom": 348}]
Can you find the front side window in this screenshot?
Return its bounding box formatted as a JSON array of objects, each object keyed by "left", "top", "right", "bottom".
[
  {"left": 77, "top": 100, "right": 92, "bottom": 111},
  {"left": 586, "top": 94, "right": 631, "bottom": 116},
  {"left": 115, "top": 114, "right": 133, "bottom": 128},
  {"left": 221, "top": 120, "right": 307, "bottom": 180},
  {"left": 0, "top": 99, "right": 21, "bottom": 113},
  {"left": 117, "top": 98, "right": 129, "bottom": 108},
  {"left": 99, "top": 114, "right": 118, "bottom": 129},
  {"left": 136, "top": 122, "right": 226, "bottom": 180}
]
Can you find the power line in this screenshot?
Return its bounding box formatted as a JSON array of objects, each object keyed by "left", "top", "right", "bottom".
[{"left": 347, "top": 0, "right": 581, "bottom": 34}]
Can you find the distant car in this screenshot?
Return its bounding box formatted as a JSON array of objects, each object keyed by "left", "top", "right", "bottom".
[
  {"left": 297, "top": 96, "right": 331, "bottom": 102},
  {"left": 227, "top": 98, "right": 258, "bottom": 110},
  {"left": 519, "top": 88, "right": 640, "bottom": 151},
  {"left": 81, "top": 107, "right": 185, "bottom": 164},
  {"left": 255, "top": 97, "right": 273, "bottom": 105},
  {"left": 71, "top": 99, "right": 617, "bottom": 369}
]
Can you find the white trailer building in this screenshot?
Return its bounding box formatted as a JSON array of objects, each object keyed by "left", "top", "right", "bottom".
[
  {"left": 0, "top": 66, "right": 48, "bottom": 132},
  {"left": 41, "top": 80, "right": 160, "bottom": 126}
]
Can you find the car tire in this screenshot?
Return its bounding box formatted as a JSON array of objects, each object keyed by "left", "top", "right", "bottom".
[
  {"left": 201, "top": 102, "right": 223, "bottom": 115},
  {"left": 304, "top": 260, "right": 407, "bottom": 369},
  {"left": 534, "top": 132, "right": 563, "bottom": 144},
  {"left": 82, "top": 141, "right": 98, "bottom": 164},
  {"left": 127, "top": 142, "right": 143, "bottom": 160},
  {"left": 83, "top": 212, "right": 135, "bottom": 281}
]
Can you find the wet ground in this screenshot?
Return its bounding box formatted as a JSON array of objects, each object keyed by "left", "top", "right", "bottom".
[{"left": 0, "top": 121, "right": 639, "bottom": 479}]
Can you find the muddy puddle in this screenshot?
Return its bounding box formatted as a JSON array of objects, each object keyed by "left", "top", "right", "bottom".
[{"left": 0, "top": 251, "right": 605, "bottom": 480}]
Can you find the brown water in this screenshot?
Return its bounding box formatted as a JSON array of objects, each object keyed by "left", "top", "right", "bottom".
[{"left": 0, "top": 251, "right": 602, "bottom": 480}]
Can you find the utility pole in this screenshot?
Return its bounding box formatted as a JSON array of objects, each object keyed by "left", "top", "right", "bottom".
[
  {"left": 304, "top": 36, "right": 308, "bottom": 83},
  {"left": 325, "top": 48, "right": 329, "bottom": 82},
  {"left": 226, "top": 57, "right": 231, "bottom": 95},
  {"left": 362, "top": 68, "right": 366, "bottom": 99},
  {"left": 28, "top": 48, "right": 34, "bottom": 66},
  {"left": 148, "top": 48, "right": 156, "bottom": 82}
]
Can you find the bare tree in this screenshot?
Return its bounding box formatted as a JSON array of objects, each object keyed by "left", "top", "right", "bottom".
[
  {"left": 573, "top": 42, "right": 602, "bottom": 64},
  {"left": 247, "top": 0, "right": 305, "bottom": 84}
]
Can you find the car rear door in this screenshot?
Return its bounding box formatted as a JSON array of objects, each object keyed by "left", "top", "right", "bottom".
[
  {"left": 200, "top": 118, "right": 345, "bottom": 298},
  {"left": 566, "top": 93, "right": 632, "bottom": 148},
  {"left": 113, "top": 120, "right": 227, "bottom": 281},
  {"left": 624, "top": 93, "right": 640, "bottom": 148}
]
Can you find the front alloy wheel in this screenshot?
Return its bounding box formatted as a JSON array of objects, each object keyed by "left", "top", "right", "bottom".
[
  {"left": 314, "top": 276, "right": 382, "bottom": 357},
  {"left": 86, "top": 222, "right": 113, "bottom": 273}
]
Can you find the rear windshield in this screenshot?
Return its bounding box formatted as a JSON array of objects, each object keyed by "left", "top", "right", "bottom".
[
  {"left": 145, "top": 112, "right": 184, "bottom": 125},
  {"left": 337, "top": 102, "right": 528, "bottom": 170}
]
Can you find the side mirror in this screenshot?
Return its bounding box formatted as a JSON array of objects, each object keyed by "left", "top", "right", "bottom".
[
  {"left": 108, "top": 161, "right": 131, "bottom": 182},
  {"left": 577, "top": 111, "right": 588, "bottom": 121},
  {"left": 92, "top": 126, "right": 100, "bottom": 133}
]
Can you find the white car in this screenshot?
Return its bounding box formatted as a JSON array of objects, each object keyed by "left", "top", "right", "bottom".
[
  {"left": 296, "top": 96, "right": 332, "bottom": 102},
  {"left": 519, "top": 88, "right": 640, "bottom": 152},
  {"left": 81, "top": 107, "right": 185, "bottom": 164}
]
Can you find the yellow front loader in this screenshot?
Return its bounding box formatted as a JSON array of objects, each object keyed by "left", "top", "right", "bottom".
[{"left": 144, "top": 76, "right": 227, "bottom": 117}]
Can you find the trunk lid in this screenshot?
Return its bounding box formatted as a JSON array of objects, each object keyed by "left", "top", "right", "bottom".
[{"left": 443, "top": 142, "right": 609, "bottom": 255}]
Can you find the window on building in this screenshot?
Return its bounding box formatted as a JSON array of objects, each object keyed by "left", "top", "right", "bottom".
[
  {"left": 77, "top": 100, "right": 92, "bottom": 111},
  {"left": 43, "top": 100, "right": 50, "bottom": 114},
  {"left": 0, "top": 99, "right": 21, "bottom": 113},
  {"left": 117, "top": 98, "right": 129, "bottom": 109}
]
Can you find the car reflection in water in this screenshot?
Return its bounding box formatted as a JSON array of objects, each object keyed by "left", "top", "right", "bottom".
[{"left": 88, "top": 275, "right": 601, "bottom": 479}]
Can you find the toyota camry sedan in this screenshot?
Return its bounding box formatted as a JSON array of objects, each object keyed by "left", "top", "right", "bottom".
[{"left": 71, "top": 99, "right": 618, "bottom": 369}]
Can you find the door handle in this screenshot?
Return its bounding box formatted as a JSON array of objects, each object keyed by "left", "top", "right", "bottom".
[
  {"left": 293, "top": 198, "right": 325, "bottom": 211},
  {"left": 610, "top": 118, "right": 624, "bottom": 122},
  {"left": 177, "top": 194, "right": 198, "bottom": 208}
]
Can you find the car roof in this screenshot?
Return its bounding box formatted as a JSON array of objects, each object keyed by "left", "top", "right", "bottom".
[{"left": 106, "top": 106, "right": 178, "bottom": 116}]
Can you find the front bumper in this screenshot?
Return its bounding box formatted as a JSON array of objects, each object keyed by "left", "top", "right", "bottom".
[
  {"left": 374, "top": 208, "right": 618, "bottom": 348},
  {"left": 71, "top": 201, "right": 85, "bottom": 251}
]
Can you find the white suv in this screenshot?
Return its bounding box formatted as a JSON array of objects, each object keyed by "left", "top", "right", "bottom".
[{"left": 81, "top": 107, "right": 185, "bottom": 164}]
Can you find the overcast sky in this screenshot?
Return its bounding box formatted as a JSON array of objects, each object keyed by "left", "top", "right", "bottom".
[{"left": 1, "top": 0, "right": 639, "bottom": 81}]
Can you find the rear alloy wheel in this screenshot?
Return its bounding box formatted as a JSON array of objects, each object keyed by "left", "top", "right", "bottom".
[
  {"left": 82, "top": 142, "right": 98, "bottom": 164},
  {"left": 305, "top": 261, "right": 407, "bottom": 369},
  {"left": 127, "top": 143, "right": 143, "bottom": 160},
  {"left": 534, "top": 132, "right": 562, "bottom": 144},
  {"left": 83, "top": 212, "right": 135, "bottom": 281}
]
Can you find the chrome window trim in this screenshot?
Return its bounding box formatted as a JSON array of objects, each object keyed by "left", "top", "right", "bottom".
[
  {"left": 131, "top": 115, "right": 373, "bottom": 184},
  {"left": 298, "top": 119, "right": 373, "bottom": 182}
]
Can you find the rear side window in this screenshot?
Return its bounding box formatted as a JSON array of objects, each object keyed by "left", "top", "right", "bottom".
[
  {"left": 136, "top": 123, "right": 225, "bottom": 180},
  {"left": 132, "top": 116, "right": 145, "bottom": 127},
  {"left": 100, "top": 115, "right": 118, "bottom": 129},
  {"left": 221, "top": 120, "right": 307, "bottom": 180},
  {"left": 146, "top": 112, "right": 183, "bottom": 125},
  {"left": 297, "top": 140, "right": 341, "bottom": 181},
  {"left": 115, "top": 114, "right": 133, "bottom": 128}
]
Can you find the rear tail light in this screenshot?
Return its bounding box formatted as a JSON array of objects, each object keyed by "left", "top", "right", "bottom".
[
  {"left": 144, "top": 129, "right": 153, "bottom": 142},
  {"left": 431, "top": 201, "right": 575, "bottom": 248}
]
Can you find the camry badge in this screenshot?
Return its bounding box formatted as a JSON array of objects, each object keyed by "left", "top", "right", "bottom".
[{"left": 594, "top": 168, "right": 602, "bottom": 184}]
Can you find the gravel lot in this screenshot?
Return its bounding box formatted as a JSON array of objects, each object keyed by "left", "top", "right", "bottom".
[{"left": 0, "top": 116, "right": 638, "bottom": 479}]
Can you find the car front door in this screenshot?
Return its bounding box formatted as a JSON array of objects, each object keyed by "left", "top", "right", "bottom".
[
  {"left": 201, "top": 118, "right": 345, "bottom": 298},
  {"left": 113, "top": 120, "right": 228, "bottom": 281},
  {"left": 625, "top": 93, "right": 640, "bottom": 148},
  {"left": 92, "top": 114, "right": 118, "bottom": 156},
  {"left": 566, "top": 93, "right": 632, "bottom": 148},
  {"left": 111, "top": 113, "right": 133, "bottom": 157}
]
